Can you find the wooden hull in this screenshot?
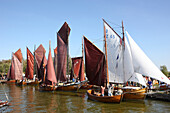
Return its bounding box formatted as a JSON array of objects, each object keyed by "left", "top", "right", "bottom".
[
  {"left": 27, "top": 80, "right": 40, "bottom": 85},
  {"left": 39, "top": 85, "right": 56, "bottom": 91},
  {"left": 123, "top": 87, "right": 147, "bottom": 100},
  {"left": 6, "top": 80, "right": 16, "bottom": 84},
  {"left": 0, "top": 101, "right": 9, "bottom": 107},
  {"left": 80, "top": 84, "right": 93, "bottom": 89},
  {"left": 159, "top": 85, "right": 167, "bottom": 91},
  {"left": 57, "top": 83, "right": 80, "bottom": 91},
  {"left": 87, "top": 89, "right": 123, "bottom": 103},
  {"left": 16, "top": 81, "right": 27, "bottom": 86}
]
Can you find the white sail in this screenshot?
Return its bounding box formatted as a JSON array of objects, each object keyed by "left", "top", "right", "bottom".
[
  {"left": 124, "top": 36, "right": 146, "bottom": 86},
  {"left": 124, "top": 36, "right": 134, "bottom": 82},
  {"left": 126, "top": 31, "right": 170, "bottom": 84},
  {"left": 129, "top": 73, "right": 147, "bottom": 87},
  {"left": 104, "top": 21, "right": 124, "bottom": 83}
]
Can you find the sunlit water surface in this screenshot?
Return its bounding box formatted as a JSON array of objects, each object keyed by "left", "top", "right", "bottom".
[{"left": 0, "top": 84, "right": 170, "bottom": 113}]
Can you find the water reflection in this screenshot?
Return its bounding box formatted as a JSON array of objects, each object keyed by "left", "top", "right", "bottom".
[{"left": 0, "top": 84, "right": 170, "bottom": 113}]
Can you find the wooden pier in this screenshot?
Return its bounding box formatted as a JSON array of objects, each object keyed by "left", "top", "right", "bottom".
[{"left": 146, "top": 91, "right": 170, "bottom": 101}]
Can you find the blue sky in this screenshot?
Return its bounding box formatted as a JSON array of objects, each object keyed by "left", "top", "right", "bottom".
[{"left": 0, "top": 0, "right": 170, "bottom": 70}]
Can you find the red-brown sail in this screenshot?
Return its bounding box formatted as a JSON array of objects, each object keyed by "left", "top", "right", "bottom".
[
  {"left": 71, "top": 57, "right": 82, "bottom": 79},
  {"left": 14, "top": 48, "right": 22, "bottom": 63},
  {"left": 45, "top": 48, "right": 57, "bottom": 85},
  {"left": 35, "top": 44, "right": 47, "bottom": 80},
  {"left": 84, "top": 36, "right": 106, "bottom": 86},
  {"left": 57, "top": 34, "right": 67, "bottom": 82},
  {"left": 57, "top": 22, "right": 71, "bottom": 82},
  {"left": 70, "top": 57, "right": 85, "bottom": 81},
  {"left": 79, "top": 58, "right": 85, "bottom": 82},
  {"left": 58, "top": 22, "right": 71, "bottom": 44},
  {"left": 13, "top": 54, "right": 23, "bottom": 80},
  {"left": 7, "top": 54, "right": 15, "bottom": 80},
  {"left": 54, "top": 47, "right": 57, "bottom": 76},
  {"left": 25, "top": 47, "right": 34, "bottom": 79}
]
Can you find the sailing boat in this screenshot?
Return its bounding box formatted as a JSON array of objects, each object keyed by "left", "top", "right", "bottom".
[
  {"left": 7, "top": 49, "right": 23, "bottom": 84},
  {"left": 25, "top": 47, "right": 40, "bottom": 85},
  {"left": 103, "top": 19, "right": 147, "bottom": 100},
  {"left": 34, "top": 44, "right": 47, "bottom": 83},
  {"left": 103, "top": 19, "right": 170, "bottom": 100},
  {"left": 39, "top": 41, "right": 57, "bottom": 91},
  {"left": 56, "top": 22, "right": 81, "bottom": 91},
  {"left": 70, "top": 56, "right": 92, "bottom": 89},
  {"left": 122, "top": 31, "right": 170, "bottom": 99},
  {"left": 84, "top": 36, "right": 123, "bottom": 103}
]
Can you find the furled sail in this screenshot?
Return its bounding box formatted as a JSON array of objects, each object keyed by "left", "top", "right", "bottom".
[
  {"left": 84, "top": 36, "right": 106, "bottom": 86},
  {"left": 25, "top": 47, "right": 34, "bottom": 80},
  {"left": 57, "top": 22, "right": 71, "bottom": 82},
  {"left": 103, "top": 20, "right": 124, "bottom": 83},
  {"left": 126, "top": 31, "right": 170, "bottom": 84},
  {"left": 45, "top": 47, "right": 57, "bottom": 85}
]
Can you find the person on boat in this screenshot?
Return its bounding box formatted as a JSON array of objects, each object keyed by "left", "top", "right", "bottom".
[
  {"left": 108, "top": 84, "right": 114, "bottom": 96},
  {"left": 148, "top": 78, "right": 152, "bottom": 91},
  {"left": 101, "top": 86, "right": 105, "bottom": 96}
]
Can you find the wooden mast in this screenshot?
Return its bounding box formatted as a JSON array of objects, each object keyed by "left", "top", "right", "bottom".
[
  {"left": 67, "top": 27, "right": 69, "bottom": 77},
  {"left": 122, "top": 20, "right": 125, "bottom": 83},
  {"left": 122, "top": 21, "right": 125, "bottom": 43},
  {"left": 103, "top": 19, "right": 109, "bottom": 87}
]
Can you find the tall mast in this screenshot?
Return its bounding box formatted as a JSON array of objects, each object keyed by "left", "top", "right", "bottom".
[
  {"left": 122, "top": 21, "right": 125, "bottom": 42},
  {"left": 67, "top": 27, "right": 69, "bottom": 77},
  {"left": 33, "top": 45, "right": 36, "bottom": 75},
  {"left": 122, "top": 20, "right": 126, "bottom": 83},
  {"left": 103, "top": 21, "right": 109, "bottom": 87},
  {"left": 82, "top": 36, "right": 84, "bottom": 64}
]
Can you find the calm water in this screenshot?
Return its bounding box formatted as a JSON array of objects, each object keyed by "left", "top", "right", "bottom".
[{"left": 0, "top": 84, "right": 170, "bottom": 113}]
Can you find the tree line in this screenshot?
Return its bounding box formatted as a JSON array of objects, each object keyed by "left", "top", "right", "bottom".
[
  {"left": 0, "top": 59, "right": 170, "bottom": 77},
  {"left": 0, "top": 58, "right": 72, "bottom": 75}
]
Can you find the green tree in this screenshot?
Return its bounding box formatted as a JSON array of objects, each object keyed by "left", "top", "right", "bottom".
[
  {"left": 0, "top": 64, "right": 3, "bottom": 73},
  {"left": 66, "top": 56, "right": 72, "bottom": 75},
  {"left": 160, "top": 65, "right": 169, "bottom": 77},
  {"left": 23, "top": 59, "right": 27, "bottom": 74}
]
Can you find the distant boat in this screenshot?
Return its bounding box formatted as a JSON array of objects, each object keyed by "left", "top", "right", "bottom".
[
  {"left": 56, "top": 22, "right": 80, "bottom": 91},
  {"left": 70, "top": 56, "right": 91, "bottom": 89},
  {"left": 35, "top": 44, "right": 47, "bottom": 82},
  {"left": 84, "top": 36, "right": 123, "bottom": 103},
  {"left": 7, "top": 49, "right": 23, "bottom": 84},
  {"left": 25, "top": 47, "right": 40, "bottom": 85},
  {"left": 39, "top": 41, "right": 57, "bottom": 91}
]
